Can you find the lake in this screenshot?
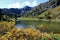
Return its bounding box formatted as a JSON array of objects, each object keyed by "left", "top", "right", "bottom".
[{"left": 14, "top": 20, "right": 60, "bottom": 33}]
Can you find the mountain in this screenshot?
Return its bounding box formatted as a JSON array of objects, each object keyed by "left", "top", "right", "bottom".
[
  {"left": 0, "top": 6, "right": 32, "bottom": 17},
  {"left": 22, "top": 0, "right": 60, "bottom": 19},
  {"left": 0, "top": 0, "right": 60, "bottom": 19}
]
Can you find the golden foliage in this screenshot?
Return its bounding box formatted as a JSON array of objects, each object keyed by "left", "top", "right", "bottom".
[{"left": 0, "top": 22, "right": 60, "bottom": 40}]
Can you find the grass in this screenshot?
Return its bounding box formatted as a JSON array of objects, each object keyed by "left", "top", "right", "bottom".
[
  {"left": 38, "top": 6, "right": 60, "bottom": 19},
  {"left": 17, "top": 17, "right": 39, "bottom": 20},
  {"left": 17, "top": 17, "right": 60, "bottom": 22}
]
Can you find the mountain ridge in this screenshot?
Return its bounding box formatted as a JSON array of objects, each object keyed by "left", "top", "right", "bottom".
[
  {"left": 22, "top": 0, "right": 60, "bottom": 18},
  {"left": 0, "top": 6, "right": 32, "bottom": 17}
]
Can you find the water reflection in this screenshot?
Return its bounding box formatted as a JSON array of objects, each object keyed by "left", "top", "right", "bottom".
[{"left": 14, "top": 20, "right": 60, "bottom": 33}]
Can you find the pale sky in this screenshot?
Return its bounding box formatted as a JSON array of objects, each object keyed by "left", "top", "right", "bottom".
[{"left": 0, "top": 0, "right": 48, "bottom": 8}]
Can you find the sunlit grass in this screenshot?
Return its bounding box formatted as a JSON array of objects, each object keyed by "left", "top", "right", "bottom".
[{"left": 18, "top": 17, "right": 39, "bottom": 20}]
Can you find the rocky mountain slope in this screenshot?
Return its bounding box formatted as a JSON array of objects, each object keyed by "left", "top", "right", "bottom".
[{"left": 22, "top": 0, "right": 60, "bottom": 18}]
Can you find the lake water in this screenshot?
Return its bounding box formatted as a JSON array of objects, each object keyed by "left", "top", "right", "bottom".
[{"left": 14, "top": 20, "right": 60, "bottom": 33}]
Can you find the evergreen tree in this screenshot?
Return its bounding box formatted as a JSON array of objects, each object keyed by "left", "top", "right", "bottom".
[{"left": 0, "top": 9, "right": 3, "bottom": 21}]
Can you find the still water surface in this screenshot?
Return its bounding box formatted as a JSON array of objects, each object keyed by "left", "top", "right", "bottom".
[{"left": 14, "top": 20, "right": 60, "bottom": 33}]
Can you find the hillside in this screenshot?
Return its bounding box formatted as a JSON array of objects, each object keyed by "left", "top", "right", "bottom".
[
  {"left": 22, "top": 0, "right": 60, "bottom": 19},
  {"left": 0, "top": 6, "right": 32, "bottom": 17},
  {"left": 38, "top": 6, "right": 60, "bottom": 19}
]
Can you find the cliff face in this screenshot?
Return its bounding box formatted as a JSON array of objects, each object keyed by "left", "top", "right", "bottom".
[
  {"left": 57, "top": 0, "right": 60, "bottom": 5},
  {"left": 49, "top": 0, "right": 60, "bottom": 6}
]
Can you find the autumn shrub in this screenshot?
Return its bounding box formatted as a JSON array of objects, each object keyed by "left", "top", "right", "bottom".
[
  {"left": 0, "top": 22, "right": 41, "bottom": 40},
  {"left": 0, "top": 22, "right": 60, "bottom": 40}
]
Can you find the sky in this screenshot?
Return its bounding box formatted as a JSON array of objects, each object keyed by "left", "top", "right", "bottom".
[{"left": 0, "top": 0, "right": 48, "bottom": 8}]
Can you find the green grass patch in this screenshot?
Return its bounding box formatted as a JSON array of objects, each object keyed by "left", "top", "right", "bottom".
[{"left": 17, "top": 17, "right": 39, "bottom": 20}]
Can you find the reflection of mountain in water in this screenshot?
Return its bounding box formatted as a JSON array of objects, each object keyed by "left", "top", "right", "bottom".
[{"left": 14, "top": 20, "right": 60, "bottom": 33}]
